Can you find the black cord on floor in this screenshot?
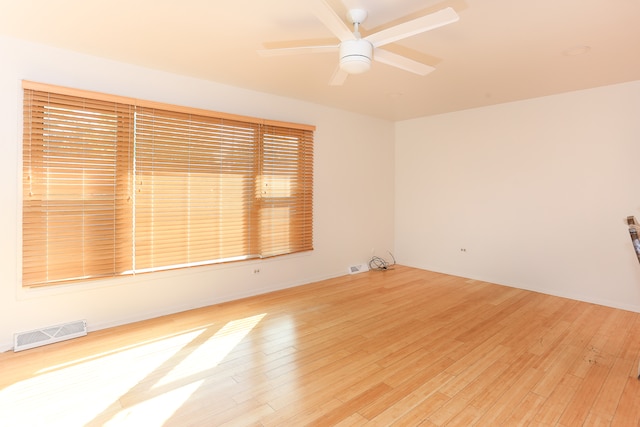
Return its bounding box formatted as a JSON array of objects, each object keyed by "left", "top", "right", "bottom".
[{"left": 368, "top": 251, "right": 396, "bottom": 271}]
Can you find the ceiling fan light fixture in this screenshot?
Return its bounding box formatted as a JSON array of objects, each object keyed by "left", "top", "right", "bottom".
[
  {"left": 339, "top": 39, "right": 372, "bottom": 74},
  {"left": 340, "top": 56, "right": 371, "bottom": 74}
]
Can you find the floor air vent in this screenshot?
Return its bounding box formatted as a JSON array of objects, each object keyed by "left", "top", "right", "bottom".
[
  {"left": 14, "top": 320, "right": 87, "bottom": 352},
  {"left": 348, "top": 264, "right": 369, "bottom": 274}
]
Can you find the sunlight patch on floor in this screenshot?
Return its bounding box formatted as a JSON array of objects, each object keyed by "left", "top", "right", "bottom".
[
  {"left": 154, "top": 313, "right": 266, "bottom": 388},
  {"left": 105, "top": 380, "right": 205, "bottom": 427},
  {"left": 0, "top": 314, "right": 266, "bottom": 426}
]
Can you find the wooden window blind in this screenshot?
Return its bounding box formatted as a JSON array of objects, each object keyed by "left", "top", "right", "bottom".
[
  {"left": 259, "top": 125, "right": 314, "bottom": 257},
  {"left": 22, "top": 81, "right": 314, "bottom": 287},
  {"left": 22, "top": 89, "right": 135, "bottom": 286},
  {"left": 134, "top": 108, "right": 260, "bottom": 271}
]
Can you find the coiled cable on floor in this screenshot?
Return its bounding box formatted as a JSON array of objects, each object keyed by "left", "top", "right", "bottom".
[{"left": 368, "top": 251, "right": 396, "bottom": 271}]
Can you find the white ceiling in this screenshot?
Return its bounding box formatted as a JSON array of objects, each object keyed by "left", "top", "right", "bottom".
[{"left": 1, "top": 0, "right": 639, "bottom": 121}]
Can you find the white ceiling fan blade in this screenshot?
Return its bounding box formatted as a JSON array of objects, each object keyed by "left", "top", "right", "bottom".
[
  {"left": 329, "top": 66, "right": 348, "bottom": 86},
  {"left": 311, "top": 0, "right": 354, "bottom": 42},
  {"left": 257, "top": 45, "right": 339, "bottom": 56},
  {"left": 373, "top": 49, "right": 435, "bottom": 76},
  {"left": 365, "top": 7, "right": 459, "bottom": 48}
]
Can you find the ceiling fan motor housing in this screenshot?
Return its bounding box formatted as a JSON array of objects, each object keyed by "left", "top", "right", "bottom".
[{"left": 339, "top": 39, "right": 373, "bottom": 74}]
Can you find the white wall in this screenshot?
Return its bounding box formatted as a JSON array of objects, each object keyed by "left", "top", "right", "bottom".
[
  {"left": 396, "top": 80, "right": 640, "bottom": 312},
  {"left": 0, "top": 35, "right": 395, "bottom": 351}
]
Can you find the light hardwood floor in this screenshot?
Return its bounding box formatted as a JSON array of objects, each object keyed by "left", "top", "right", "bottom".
[{"left": 1, "top": 266, "right": 639, "bottom": 426}]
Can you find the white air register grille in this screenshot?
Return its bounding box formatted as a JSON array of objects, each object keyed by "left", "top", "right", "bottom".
[{"left": 14, "top": 320, "right": 87, "bottom": 352}]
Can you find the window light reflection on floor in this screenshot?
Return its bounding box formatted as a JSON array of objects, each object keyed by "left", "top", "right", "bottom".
[
  {"left": 0, "top": 313, "right": 266, "bottom": 426},
  {"left": 153, "top": 313, "right": 266, "bottom": 389}
]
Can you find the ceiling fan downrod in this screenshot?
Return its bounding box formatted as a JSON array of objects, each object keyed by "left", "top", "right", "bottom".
[{"left": 340, "top": 9, "right": 371, "bottom": 74}]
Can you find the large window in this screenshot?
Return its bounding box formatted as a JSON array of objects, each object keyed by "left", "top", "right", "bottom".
[{"left": 22, "top": 81, "right": 314, "bottom": 287}]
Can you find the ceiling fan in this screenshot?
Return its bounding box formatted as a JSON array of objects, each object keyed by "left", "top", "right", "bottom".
[{"left": 258, "top": 0, "right": 459, "bottom": 86}]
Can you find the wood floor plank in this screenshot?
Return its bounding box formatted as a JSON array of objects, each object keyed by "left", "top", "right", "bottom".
[
  {"left": 610, "top": 374, "right": 640, "bottom": 427},
  {"left": 305, "top": 382, "right": 392, "bottom": 426},
  {"left": 467, "top": 350, "right": 536, "bottom": 413},
  {"left": 385, "top": 392, "right": 450, "bottom": 427},
  {"left": 503, "top": 390, "right": 546, "bottom": 426},
  {"left": 365, "top": 371, "right": 455, "bottom": 424},
  {"left": 1, "top": 265, "right": 639, "bottom": 426},
  {"left": 531, "top": 373, "right": 582, "bottom": 425},
  {"left": 589, "top": 354, "right": 636, "bottom": 419},
  {"left": 468, "top": 366, "right": 545, "bottom": 425},
  {"left": 556, "top": 362, "right": 609, "bottom": 426},
  {"left": 357, "top": 358, "right": 455, "bottom": 420}
]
